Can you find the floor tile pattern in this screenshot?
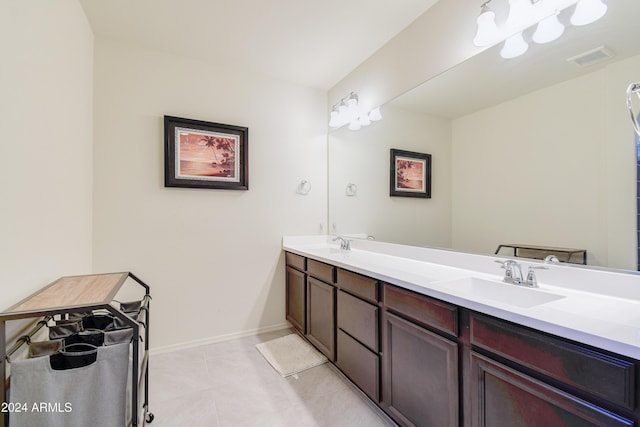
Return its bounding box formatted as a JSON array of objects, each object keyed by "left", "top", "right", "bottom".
[{"left": 148, "top": 329, "right": 395, "bottom": 427}]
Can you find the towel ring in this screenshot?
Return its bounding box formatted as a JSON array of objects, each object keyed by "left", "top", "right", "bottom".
[
  {"left": 346, "top": 183, "right": 358, "bottom": 196},
  {"left": 297, "top": 180, "right": 311, "bottom": 195},
  {"left": 627, "top": 82, "right": 640, "bottom": 137}
]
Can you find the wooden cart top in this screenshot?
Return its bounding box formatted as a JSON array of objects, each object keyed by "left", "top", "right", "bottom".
[{"left": 1, "top": 272, "right": 129, "bottom": 319}]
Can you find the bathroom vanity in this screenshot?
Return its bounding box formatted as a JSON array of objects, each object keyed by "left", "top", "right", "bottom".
[{"left": 283, "top": 236, "right": 640, "bottom": 427}]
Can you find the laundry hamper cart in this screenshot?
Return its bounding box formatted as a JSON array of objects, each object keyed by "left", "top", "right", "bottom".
[{"left": 0, "top": 272, "right": 153, "bottom": 427}]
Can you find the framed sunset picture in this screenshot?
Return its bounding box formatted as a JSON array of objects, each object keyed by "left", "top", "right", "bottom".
[
  {"left": 164, "top": 116, "right": 248, "bottom": 190},
  {"left": 390, "top": 149, "right": 431, "bottom": 198}
]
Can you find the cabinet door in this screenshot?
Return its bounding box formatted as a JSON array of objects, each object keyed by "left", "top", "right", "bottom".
[
  {"left": 382, "top": 311, "right": 458, "bottom": 427},
  {"left": 470, "top": 313, "right": 636, "bottom": 410},
  {"left": 286, "top": 266, "right": 306, "bottom": 334},
  {"left": 306, "top": 276, "right": 336, "bottom": 361},
  {"left": 470, "top": 352, "right": 633, "bottom": 427}
]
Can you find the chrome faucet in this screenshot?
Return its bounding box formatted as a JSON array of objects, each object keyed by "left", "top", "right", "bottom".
[
  {"left": 495, "top": 260, "right": 524, "bottom": 285},
  {"left": 496, "top": 260, "right": 548, "bottom": 287},
  {"left": 332, "top": 236, "right": 351, "bottom": 250}
]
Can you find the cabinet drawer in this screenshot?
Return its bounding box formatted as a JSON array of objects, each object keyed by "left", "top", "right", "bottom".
[
  {"left": 307, "top": 259, "right": 335, "bottom": 283},
  {"left": 338, "top": 290, "right": 378, "bottom": 352},
  {"left": 471, "top": 352, "right": 633, "bottom": 427},
  {"left": 470, "top": 313, "right": 636, "bottom": 410},
  {"left": 337, "top": 269, "right": 378, "bottom": 303},
  {"left": 285, "top": 252, "right": 306, "bottom": 271},
  {"left": 337, "top": 329, "right": 379, "bottom": 402},
  {"left": 383, "top": 284, "right": 458, "bottom": 336}
]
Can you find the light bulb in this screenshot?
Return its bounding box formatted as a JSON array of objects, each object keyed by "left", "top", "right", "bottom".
[
  {"left": 346, "top": 95, "right": 358, "bottom": 122},
  {"left": 359, "top": 114, "right": 371, "bottom": 126},
  {"left": 500, "top": 32, "right": 528, "bottom": 59},
  {"left": 348, "top": 120, "right": 361, "bottom": 131},
  {"left": 368, "top": 107, "right": 382, "bottom": 121},
  {"left": 570, "top": 0, "right": 607, "bottom": 26},
  {"left": 532, "top": 0, "right": 554, "bottom": 21},
  {"left": 328, "top": 110, "right": 340, "bottom": 128},
  {"left": 505, "top": 0, "right": 536, "bottom": 33},
  {"left": 473, "top": 4, "right": 500, "bottom": 47},
  {"left": 532, "top": 12, "right": 565, "bottom": 44}
]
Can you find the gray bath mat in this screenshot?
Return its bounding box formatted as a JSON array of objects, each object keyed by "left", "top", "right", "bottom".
[{"left": 256, "top": 333, "right": 327, "bottom": 377}]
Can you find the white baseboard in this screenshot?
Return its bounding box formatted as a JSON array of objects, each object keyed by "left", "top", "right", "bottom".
[{"left": 149, "top": 322, "right": 292, "bottom": 356}]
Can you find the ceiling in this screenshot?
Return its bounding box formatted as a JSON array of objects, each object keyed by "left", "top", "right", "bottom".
[{"left": 79, "top": 0, "right": 439, "bottom": 91}]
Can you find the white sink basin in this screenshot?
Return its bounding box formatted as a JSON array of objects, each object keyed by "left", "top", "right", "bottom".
[{"left": 435, "top": 277, "right": 565, "bottom": 308}]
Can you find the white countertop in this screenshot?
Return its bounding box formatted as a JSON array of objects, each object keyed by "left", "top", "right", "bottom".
[{"left": 283, "top": 235, "right": 640, "bottom": 359}]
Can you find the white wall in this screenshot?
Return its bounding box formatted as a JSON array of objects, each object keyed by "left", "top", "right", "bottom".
[
  {"left": 92, "top": 39, "right": 327, "bottom": 350},
  {"left": 452, "top": 55, "right": 640, "bottom": 269},
  {"left": 329, "top": 106, "right": 452, "bottom": 247},
  {"left": 0, "top": 0, "right": 94, "bottom": 331}
]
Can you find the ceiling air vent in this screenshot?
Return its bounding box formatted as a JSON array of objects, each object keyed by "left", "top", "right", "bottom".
[{"left": 567, "top": 46, "right": 615, "bottom": 67}]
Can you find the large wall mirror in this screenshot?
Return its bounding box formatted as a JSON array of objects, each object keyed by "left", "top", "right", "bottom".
[{"left": 328, "top": 0, "right": 640, "bottom": 269}]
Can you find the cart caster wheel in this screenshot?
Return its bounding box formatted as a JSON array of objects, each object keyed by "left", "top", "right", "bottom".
[{"left": 146, "top": 412, "right": 155, "bottom": 423}]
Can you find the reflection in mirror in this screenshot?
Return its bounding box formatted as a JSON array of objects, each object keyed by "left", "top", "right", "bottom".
[{"left": 328, "top": 0, "right": 640, "bottom": 269}]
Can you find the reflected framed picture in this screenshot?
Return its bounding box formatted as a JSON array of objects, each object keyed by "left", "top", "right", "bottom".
[
  {"left": 390, "top": 149, "right": 431, "bottom": 198},
  {"left": 164, "top": 115, "right": 248, "bottom": 190}
]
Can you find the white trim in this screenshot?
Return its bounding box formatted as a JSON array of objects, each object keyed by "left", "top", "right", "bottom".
[{"left": 149, "top": 322, "right": 292, "bottom": 356}]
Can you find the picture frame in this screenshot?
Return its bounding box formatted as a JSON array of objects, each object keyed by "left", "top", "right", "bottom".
[
  {"left": 164, "top": 115, "right": 249, "bottom": 190},
  {"left": 390, "top": 149, "right": 431, "bottom": 198}
]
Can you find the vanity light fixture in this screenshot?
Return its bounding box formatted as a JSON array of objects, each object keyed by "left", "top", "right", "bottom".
[
  {"left": 329, "top": 92, "right": 382, "bottom": 130},
  {"left": 473, "top": 0, "right": 608, "bottom": 59}
]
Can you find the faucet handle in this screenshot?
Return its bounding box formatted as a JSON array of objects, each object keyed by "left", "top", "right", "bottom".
[
  {"left": 525, "top": 265, "right": 548, "bottom": 287},
  {"left": 494, "top": 259, "right": 509, "bottom": 274},
  {"left": 494, "top": 259, "right": 513, "bottom": 268},
  {"left": 495, "top": 259, "right": 515, "bottom": 280}
]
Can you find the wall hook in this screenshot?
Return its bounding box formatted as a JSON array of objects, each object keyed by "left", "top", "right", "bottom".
[
  {"left": 297, "top": 179, "right": 312, "bottom": 195},
  {"left": 346, "top": 183, "right": 358, "bottom": 196}
]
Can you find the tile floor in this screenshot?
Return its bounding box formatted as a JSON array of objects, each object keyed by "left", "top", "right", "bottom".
[{"left": 148, "top": 328, "right": 395, "bottom": 427}]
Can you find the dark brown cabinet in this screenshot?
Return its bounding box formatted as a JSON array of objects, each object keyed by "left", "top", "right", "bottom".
[
  {"left": 285, "top": 253, "right": 336, "bottom": 360},
  {"left": 337, "top": 290, "right": 378, "bottom": 352},
  {"left": 335, "top": 270, "right": 380, "bottom": 402},
  {"left": 285, "top": 265, "right": 306, "bottom": 333},
  {"left": 469, "top": 313, "right": 637, "bottom": 411},
  {"left": 284, "top": 251, "right": 640, "bottom": 427},
  {"left": 470, "top": 352, "right": 633, "bottom": 427},
  {"left": 468, "top": 313, "right": 638, "bottom": 427},
  {"left": 337, "top": 329, "right": 380, "bottom": 401},
  {"left": 382, "top": 310, "right": 459, "bottom": 427},
  {"left": 306, "top": 276, "right": 335, "bottom": 360}
]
